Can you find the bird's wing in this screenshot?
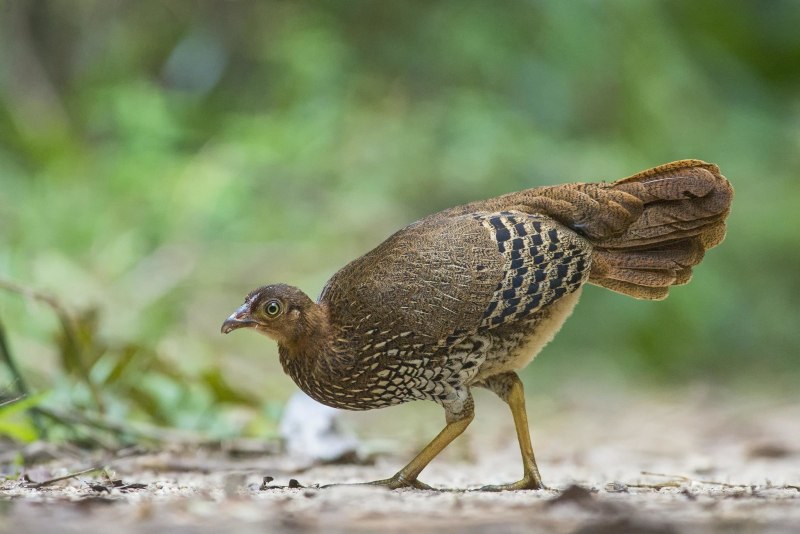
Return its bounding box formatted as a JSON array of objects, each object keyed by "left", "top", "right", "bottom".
[
  {"left": 470, "top": 211, "right": 591, "bottom": 331},
  {"left": 320, "top": 210, "right": 592, "bottom": 346}
]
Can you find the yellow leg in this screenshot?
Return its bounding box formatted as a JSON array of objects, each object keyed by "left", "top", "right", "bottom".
[
  {"left": 326, "top": 393, "right": 474, "bottom": 490},
  {"left": 477, "top": 372, "right": 545, "bottom": 491},
  {"left": 367, "top": 412, "right": 473, "bottom": 489}
]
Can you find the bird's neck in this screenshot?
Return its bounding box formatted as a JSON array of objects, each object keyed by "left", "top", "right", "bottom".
[
  {"left": 277, "top": 303, "right": 335, "bottom": 380},
  {"left": 277, "top": 304, "right": 364, "bottom": 408}
]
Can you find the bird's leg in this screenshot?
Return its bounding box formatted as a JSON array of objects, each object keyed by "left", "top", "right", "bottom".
[
  {"left": 359, "top": 391, "right": 475, "bottom": 490},
  {"left": 476, "top": 372, "right": 545, "bottom": 491}
]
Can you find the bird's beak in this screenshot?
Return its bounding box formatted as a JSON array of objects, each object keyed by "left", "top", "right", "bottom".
[{"left": 221, "top": 304, "right": 258, "bottom": 334}]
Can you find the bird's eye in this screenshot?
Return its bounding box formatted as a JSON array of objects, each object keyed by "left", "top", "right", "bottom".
[{"left": 264, "top": 300, "right": 282, "bottom": 317}]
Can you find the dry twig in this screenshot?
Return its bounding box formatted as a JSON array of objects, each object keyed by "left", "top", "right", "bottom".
[
  {"left": 640, "top": 471, "right": 744, "bottom": 489},
  {"left": 23, "top": 467, "right": 102, "bottom": 489}
]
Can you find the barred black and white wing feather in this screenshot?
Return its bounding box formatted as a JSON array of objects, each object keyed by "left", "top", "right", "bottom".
[{"left": 473, "top": 211, "right": 591, "bottom": 331}]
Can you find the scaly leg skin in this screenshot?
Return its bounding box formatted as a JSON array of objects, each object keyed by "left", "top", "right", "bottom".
[
  {"left": 324, "top": 391, "right": 475, "bottom": 490},
  {"left": 476, "top": 372, "right": 546, "bottom": 491}
]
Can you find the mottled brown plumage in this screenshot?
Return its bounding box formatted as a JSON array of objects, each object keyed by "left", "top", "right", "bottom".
[{"left": 222, "top": 159, "right": 733, "bottom": 490}]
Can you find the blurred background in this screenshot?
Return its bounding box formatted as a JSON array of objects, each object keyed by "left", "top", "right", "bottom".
[{"left": 1, "top": 0, "right": 799, "bottom": 446}]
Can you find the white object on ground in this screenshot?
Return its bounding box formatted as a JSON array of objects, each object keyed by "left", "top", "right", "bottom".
[{"left": 278, "top": 391, "right": 359, "bottom": 462}]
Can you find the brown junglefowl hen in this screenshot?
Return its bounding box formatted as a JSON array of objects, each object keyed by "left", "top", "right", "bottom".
[{"left": 222, "top": 160, "right": 733, "bottom": 490}]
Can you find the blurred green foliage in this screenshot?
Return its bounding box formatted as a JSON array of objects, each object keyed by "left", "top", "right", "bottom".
[{"left": 1, "top": 0, "right": 799, "bottom": 442}]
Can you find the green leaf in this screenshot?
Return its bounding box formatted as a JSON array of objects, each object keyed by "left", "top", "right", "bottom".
[{"left": 0, "top": 393, "right": 46, "bottom": 443}]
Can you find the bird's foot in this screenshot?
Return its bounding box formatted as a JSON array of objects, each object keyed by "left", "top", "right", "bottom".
[
  {"left": 321, "top": 473, "right": 434, "bottom": 490},
  {"left": 365, "top": 473, "right": 435, "bottom": 490},
  {"left": 477, "top": 474, "right": 547, "bottom": 492}
]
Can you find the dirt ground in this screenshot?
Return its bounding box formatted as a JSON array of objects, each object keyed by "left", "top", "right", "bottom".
[{"left": 2, "top": 385, "right": 799, "bottom": 533}]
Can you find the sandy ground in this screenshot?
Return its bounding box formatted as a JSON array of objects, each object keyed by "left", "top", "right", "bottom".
[{"left": 2, "top": 385, "right": 799, "bottom": 533}]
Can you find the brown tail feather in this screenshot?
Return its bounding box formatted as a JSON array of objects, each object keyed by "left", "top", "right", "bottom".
[
  {"left": 590, "top": 278, "right": 670, "bottom": 300},
  {"left": 587, "top": 160, "right": 733, "bottom": 299}
]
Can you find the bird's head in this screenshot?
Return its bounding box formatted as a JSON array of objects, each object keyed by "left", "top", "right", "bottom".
[{"left": 221, "top": 284, "right": 325, "bottom": 347}]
